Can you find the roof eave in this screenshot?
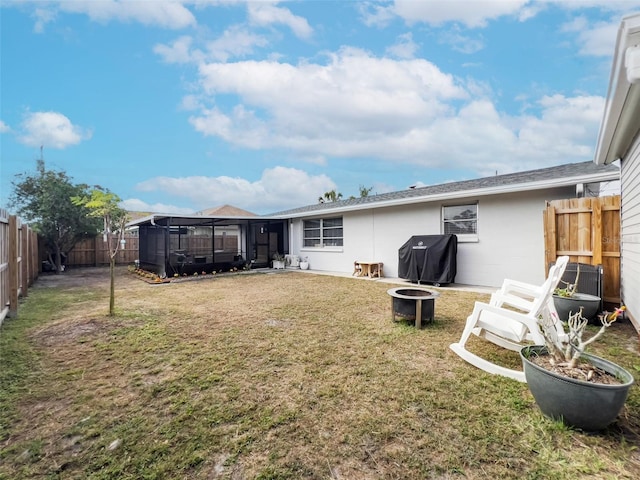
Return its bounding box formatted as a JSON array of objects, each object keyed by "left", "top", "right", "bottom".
[{"left": 595, "top": 13, "right": 640, "bottom": 165}]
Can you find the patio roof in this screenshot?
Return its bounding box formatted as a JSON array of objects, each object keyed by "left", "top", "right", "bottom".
[{"left": 126, "top": 214, "right": 279, "bottom": 228}]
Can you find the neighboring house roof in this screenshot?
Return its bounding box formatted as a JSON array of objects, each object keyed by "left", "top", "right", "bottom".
[
  {"left": 196, "top": 204, "right": 257, "bottom": 216},
  {"left": 126, "top": 211, "right": 154, "bottom": 222},
  {"left": 269, "top": 161, "right": 620, "bottom": 218},
  {"left": 595, "top": 12, "right": 640, "bottom": 165}
]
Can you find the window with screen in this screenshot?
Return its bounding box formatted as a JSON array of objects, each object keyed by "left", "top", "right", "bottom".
[
  {"left": 303, "top": 217, "right": 343, "bottom": 247},
  {"left": 442, "top": 204, "right": 478, "bottom": 240}
]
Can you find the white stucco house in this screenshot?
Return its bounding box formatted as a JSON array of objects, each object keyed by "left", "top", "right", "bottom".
[
  {"left": 275, "top": 161, "right": 619, "bottom": 288},
  {"left": 594, "top": 12, "right": 640, "bottom": 332},
  {"left": 129, "top": 161, "right": 618, "bottom": 291}
]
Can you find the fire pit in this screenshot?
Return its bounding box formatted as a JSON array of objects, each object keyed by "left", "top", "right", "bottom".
[{"left": 387, "top": 287, "right": 440, "bottom": 328}]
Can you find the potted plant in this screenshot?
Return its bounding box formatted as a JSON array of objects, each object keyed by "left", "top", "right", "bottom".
[
  {"left": 272, "top": 253, "right": 285, "bottom": 269},
  {"left": 552, "top": 264, "right": 601, "bottom": 323},
  {"left": 299, "top": 256, "right": 309, "bottom": 270},
  {"left": 286, "top": 255, "right": 300, "bottom": 269},
  {"left": 520, "top": 306, "right": 634, "bottom": 431}
]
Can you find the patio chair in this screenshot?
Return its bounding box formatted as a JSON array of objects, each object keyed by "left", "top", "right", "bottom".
[
  {"left": 490, "top": 255, "right": 569, "bottom": 320},
  {"left": 449, "top": 256, "right": 569, "bottom": 382}
]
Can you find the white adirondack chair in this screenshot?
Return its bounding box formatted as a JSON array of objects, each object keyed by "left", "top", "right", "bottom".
[
  {"left": 490, "top": 255, "right": 569, "bottom": 333},
  {"left": 449, "top": 256, "right": 569, "bottom": 382}
]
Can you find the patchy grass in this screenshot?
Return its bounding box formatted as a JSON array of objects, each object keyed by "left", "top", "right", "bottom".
[{"left": 1, "top": 267, "right": 640, "bottom": 479}]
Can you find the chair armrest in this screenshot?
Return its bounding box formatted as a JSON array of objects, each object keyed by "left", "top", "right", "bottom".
[{"left": 498, "top": 278, "right": 542, "bottom": 297}]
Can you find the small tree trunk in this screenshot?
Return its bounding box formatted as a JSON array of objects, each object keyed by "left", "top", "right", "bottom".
[
  {"left": 109, "top": 256, "right": 115, "bottom": 316},
  {"left": 54, "top": 244, "right": 63, "bottom": 274}
]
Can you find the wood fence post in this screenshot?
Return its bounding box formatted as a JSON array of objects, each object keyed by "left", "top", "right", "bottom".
[
  {"left": 8, "top": 215, "right": 18, "bottom": 318},
  {"left": 576, "top": 197, "right": 591, "bottom": 264},
  {"left": 33, "top": 229, "right": 39, "bottom": 282},
  {"left": 20, "top": 221, "right": 28, "bottom": 298},
  {"left": 592, "top": 199, "right": 603, "bottom": 266},
  {"left": 95, "top": 235, "right": 100, "bottom": 267},
  {"left": 543, "top": 202, "right": 557, "bottom": 275}
]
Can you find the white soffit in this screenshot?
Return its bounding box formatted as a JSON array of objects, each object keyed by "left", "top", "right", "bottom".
[{"left": 595, "top": 13, "right": 640, "bottom": 165}]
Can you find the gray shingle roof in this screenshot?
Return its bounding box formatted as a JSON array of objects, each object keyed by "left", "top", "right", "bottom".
[{"left": 269, "top": 161, "right": 619, "bottom": 217}]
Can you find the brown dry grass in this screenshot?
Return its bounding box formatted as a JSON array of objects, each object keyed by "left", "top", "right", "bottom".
[{"left": 1, "top": 267, "right": 640, "bottom": 479}]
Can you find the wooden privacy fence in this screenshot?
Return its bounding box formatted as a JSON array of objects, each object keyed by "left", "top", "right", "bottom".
[
  {"left": 0, "top": 208, "right": 39, "bottom": 324},
  {"left": 65, "top": 234, "right": 139, "bottom": 267},
  {"left": 544, "top": 195, "right": 621, "bottom": 304}
]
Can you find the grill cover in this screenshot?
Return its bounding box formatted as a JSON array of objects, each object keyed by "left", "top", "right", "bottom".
[{"left": 398, "top": 235, "right": 457, "bottom": 285}]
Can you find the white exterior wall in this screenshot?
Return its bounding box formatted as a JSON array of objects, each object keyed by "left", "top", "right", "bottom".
[
  {"left": 290, "top": 186, "right": 575, "bottom": 288},
  {"left": 621, "top": 136, "right": 640, "bottom": 329}
]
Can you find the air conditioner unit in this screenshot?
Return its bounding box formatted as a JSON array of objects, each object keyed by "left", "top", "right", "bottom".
[{"left": 553, "top": 262, "right": 604, "bottom": 312}]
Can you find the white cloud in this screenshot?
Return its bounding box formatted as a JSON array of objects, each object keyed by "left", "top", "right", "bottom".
[
  {"left": 0, "top": 120, "right": 10, "bottom": 133},
  {"left": 120, "top": 198, "right": 194, "bottom": 215},
  {"left": 32, "top": 6, "right": 57, "bottom": 33},
  {"left": 191, "top": 47, "right": 467, "bottom": 158},
  {"left": 184, "top": 45, "right": 605, "bottom": 176},
  {"left": 439, "top": 29, "right": 485, "bottom": 54},
  {"left": 25, "top": 0, "right": 196, "bottom": 31},
  {"left": 134, "top": 167, "right": 336, "bottom": 213},
  {"left": 206, "top": 25, "right": 269, "bottom": 61},
  {"left": 386, "top": 32, "right": 419, "bottom": 59},
  {"left": 561, "top": 16, "right": 619, "bottom": 57},
  {"left": 65, "top": 0, "right": 196, "bottom": 28},
  {"left": 17, "top": 111, "right": 92, "bottom": 149},
  {"left": 154, "top": 35, "right": 202, "bottom": 64},
  {"left": 513, "top": 94, "right": 604, "bottom": 160},
  {"left": 392, "top": 0, "right": 531, "bottom": 28},
  {"left": 358, "top": 1, "right": 397, "bottom": 27},
  {"left": 547, "top": 0, "right": 640, "bottom": 13},
  {"left": 154, "top": 26, "right": 268, "bottom": 64},
  {"left": 247, "top": 2, "right": 313, "bottom": 39},
  {"left": 179, "top": 94, "right": 203, "bottom": 111}
]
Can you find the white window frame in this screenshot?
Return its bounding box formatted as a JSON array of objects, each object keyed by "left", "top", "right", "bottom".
[
  {"left": 442, "top": 203, "right": 478, "bottom": 242},
  {"left": 302, "top": 217, "right": 343, "bottom": 249}
]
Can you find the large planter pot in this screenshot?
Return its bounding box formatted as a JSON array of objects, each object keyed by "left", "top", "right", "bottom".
[
  {"left": 553, "top": 293, "right": 601, "bottom": 323},
  {"left": 520, "top": 345, "right": 634, "bottom": 431}
]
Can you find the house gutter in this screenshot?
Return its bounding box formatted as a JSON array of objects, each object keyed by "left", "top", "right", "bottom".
[{"left": 595, "top": 13, "right": 640, "bottom": 165}]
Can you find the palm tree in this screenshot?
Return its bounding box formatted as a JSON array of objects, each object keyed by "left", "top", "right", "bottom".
[
  {"left": 318, "top": 189, "right": 343, "bottom": 203},
  {"left": 359, "top": 185, "right": 373, "bottom": 197}
]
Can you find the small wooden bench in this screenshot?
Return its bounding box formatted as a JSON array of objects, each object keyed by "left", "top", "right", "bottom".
[{"left": 353, "top": 261, "right": 384, "bottom": 278}]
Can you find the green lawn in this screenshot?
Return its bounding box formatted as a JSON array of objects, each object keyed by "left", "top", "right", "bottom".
[{"left": 1, "top": 267, "right": 639, "bottom": 479}]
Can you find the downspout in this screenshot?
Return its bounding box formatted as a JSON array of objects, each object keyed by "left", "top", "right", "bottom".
[
  {"left": 289, "top": 218, "right": 294, "bottom": 257},
  {"left": 211, "top": 218, "right": 219, "bottom": 265}
]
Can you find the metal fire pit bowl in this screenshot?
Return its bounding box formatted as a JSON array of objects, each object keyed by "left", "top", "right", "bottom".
[{"left": 387, "top": 287, "right": 440, "bottom": 329}]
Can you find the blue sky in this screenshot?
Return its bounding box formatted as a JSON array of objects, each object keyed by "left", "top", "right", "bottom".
[{"left": 1, "top": 0, "right": 638, "bottom": 215}]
